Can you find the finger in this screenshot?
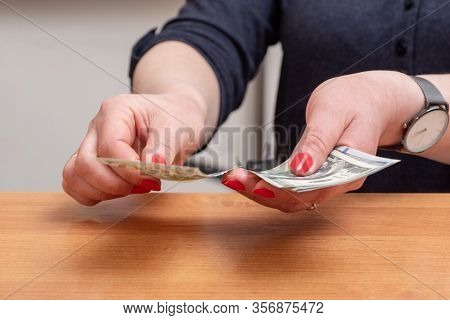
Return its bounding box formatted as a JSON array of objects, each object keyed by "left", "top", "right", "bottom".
[
  {"left": 63, "top": 156, "right": 120, "bottom": 202},
  {"left": 222, "top": 168, "right": 362, "bottom": 213},
  {"left": 289, "top": 101, "right": 348, "bottom": 176},
  {"left": 282, "top": 178, "right": 366, "bottom": 213},
  {"left": 221, "top": 167, "right": 260, "bottom": 192},
  {"left": 141, "top": 118, "right": 198, "bottom": 166},
  {"left": 76, "top": 129, "right": 157, "bottom": 195},
  {"left": 96, "top": 100, "right": 150, "bottom": 185},
  {"left": 250, "top": 179, "right": 322, "bottom": 213},
  {"left": 62, "top": 180, "right": 99, "bottom": 207},
  {"left": 221, "top": 168, "right": 302, "bottom": 213}
]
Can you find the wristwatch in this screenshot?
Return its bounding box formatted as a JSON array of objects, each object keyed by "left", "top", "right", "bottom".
[{"left": 385, "top": 76, "right": 449, "bottom": 153}]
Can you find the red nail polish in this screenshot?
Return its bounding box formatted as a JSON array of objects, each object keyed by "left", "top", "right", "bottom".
[
  {"left": 290, "top": 152, "right": 313, "bottom": 175},
  {"left": 223, "top": 179, "right": 245, "bottom": 191},
  {"left": 151, "top": 154, "right": 167, "bottom": 165},
  {"left": 131, "top": 179, "right": 161, "bottom": 194},
  {"left": 252, "top": 188, "right": 275, "bottom": 198},
  {"left": 131, "top": 185, "right": 150, "bottom": 194}
]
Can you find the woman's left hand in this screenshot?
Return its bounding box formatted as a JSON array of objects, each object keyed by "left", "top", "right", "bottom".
[{"left": 221, "top": 70, "right": 424, "bottom": 212}]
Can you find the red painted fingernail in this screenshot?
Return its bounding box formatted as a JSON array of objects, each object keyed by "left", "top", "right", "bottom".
[
  {"left": 131, "top": 185, "right": 150, "bottom": 194},
  {"left": 223, "top": 179, "right": 245, "bottom": 191},
  {"left": 252, "top": 188, "right": 275, "bottom": 198},
  {"left": 131, "top": 179, "right": 161, "bottom": 194},
  {"left": 290, "top": 152, "right": 314, "bottom": 175},
  {"left": 151, "top": 154, "right": 167, "bottom": 165}
]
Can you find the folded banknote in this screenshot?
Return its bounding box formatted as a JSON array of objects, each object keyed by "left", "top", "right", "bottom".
[{"left": 98, "top": 146, "right": 400, "bottom": 192}]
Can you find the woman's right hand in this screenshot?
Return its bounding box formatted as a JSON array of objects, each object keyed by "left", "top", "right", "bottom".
[{"left": 62, "top": 88, "right": 209, "bottom": 206}]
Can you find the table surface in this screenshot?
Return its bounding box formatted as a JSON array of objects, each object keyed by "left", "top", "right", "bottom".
[{"left": 0, "top": 192, "right": 449, "bottom": 300}]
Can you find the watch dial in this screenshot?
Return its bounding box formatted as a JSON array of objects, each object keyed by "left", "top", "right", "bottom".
[{"left": 404, "top": 109, "right": 449, "bottom": 153}]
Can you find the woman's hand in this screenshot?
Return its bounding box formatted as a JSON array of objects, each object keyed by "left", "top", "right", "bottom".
[
  {"left": 221, "top": 71, "right": 425, "bottom": 212},
  {"left": 62, "top": 89, "right": 209, "bottom": 206},
  {"left": 63, "top": 41, "right": 220, "bottom": 206}
]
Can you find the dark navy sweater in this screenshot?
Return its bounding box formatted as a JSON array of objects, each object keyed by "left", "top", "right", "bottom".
[{"left": 130, "top": 0, "right": 450, "bottom": 192}]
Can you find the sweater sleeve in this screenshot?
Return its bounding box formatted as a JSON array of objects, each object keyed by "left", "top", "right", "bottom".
[{"left": 129, "top": 0, "right": 280, "bottom": 126}]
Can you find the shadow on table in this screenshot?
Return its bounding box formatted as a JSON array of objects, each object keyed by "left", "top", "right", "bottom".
[
  {"left": 47, "top": 194, "right": 345, "bottom": 277},
  {"left": 47, "top": 193, "right": 157, "bottom": 225}
]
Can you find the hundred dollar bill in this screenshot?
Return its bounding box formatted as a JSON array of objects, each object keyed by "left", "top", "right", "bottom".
[
  {"left": 254, "top": 146, "right": 400, "bottom": 191},
  {"left": 97, "top": 146, "right": 400, "bottom": 191}
]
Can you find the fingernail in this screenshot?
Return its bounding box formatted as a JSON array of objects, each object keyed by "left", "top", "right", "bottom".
[
  {"left": 252, "top": 188, "right": 275, "bottom": 198},
  {"left": 131, "top": 179, "right": 161, "bottom": 194},
  {"left": 151, "top": 154, "right": 167, "bottom": 165},
  {"left": 223, "top": 179, "right": 245, "bottom": 191},
  {"left": 290, "top": 152, "right": 314, "bottom": 175}
]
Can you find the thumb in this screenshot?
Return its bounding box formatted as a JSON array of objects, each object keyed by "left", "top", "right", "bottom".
[
  {"left": 141, "top": 121, "right": 197, "bottom": 166},
  {"left": 289, "top": 108, "right": 347, "bottom": 176}
]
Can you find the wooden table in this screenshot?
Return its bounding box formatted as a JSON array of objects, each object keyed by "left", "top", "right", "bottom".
[{"left": 0, "top": 193, "right": 449, "bottom": 300}]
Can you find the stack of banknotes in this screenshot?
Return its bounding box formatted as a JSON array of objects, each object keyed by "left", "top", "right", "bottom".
[{"left": 98, "top": 146, "right": 399, "bottom": 192}]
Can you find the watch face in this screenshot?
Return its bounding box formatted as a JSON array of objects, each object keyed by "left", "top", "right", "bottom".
[{"left": 404, "top": 108, "right": 449, "bottom": 153}]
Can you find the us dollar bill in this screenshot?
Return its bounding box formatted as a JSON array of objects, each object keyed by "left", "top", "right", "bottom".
[
  {"left": 253, "top": 146, "right": 400, "bottom": 191},
  {"left": 97, "top": 146, "right": 399, "bottom": 191},
  {"left": 97, "top": 157, "right": 226, "bottom": 181}
]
